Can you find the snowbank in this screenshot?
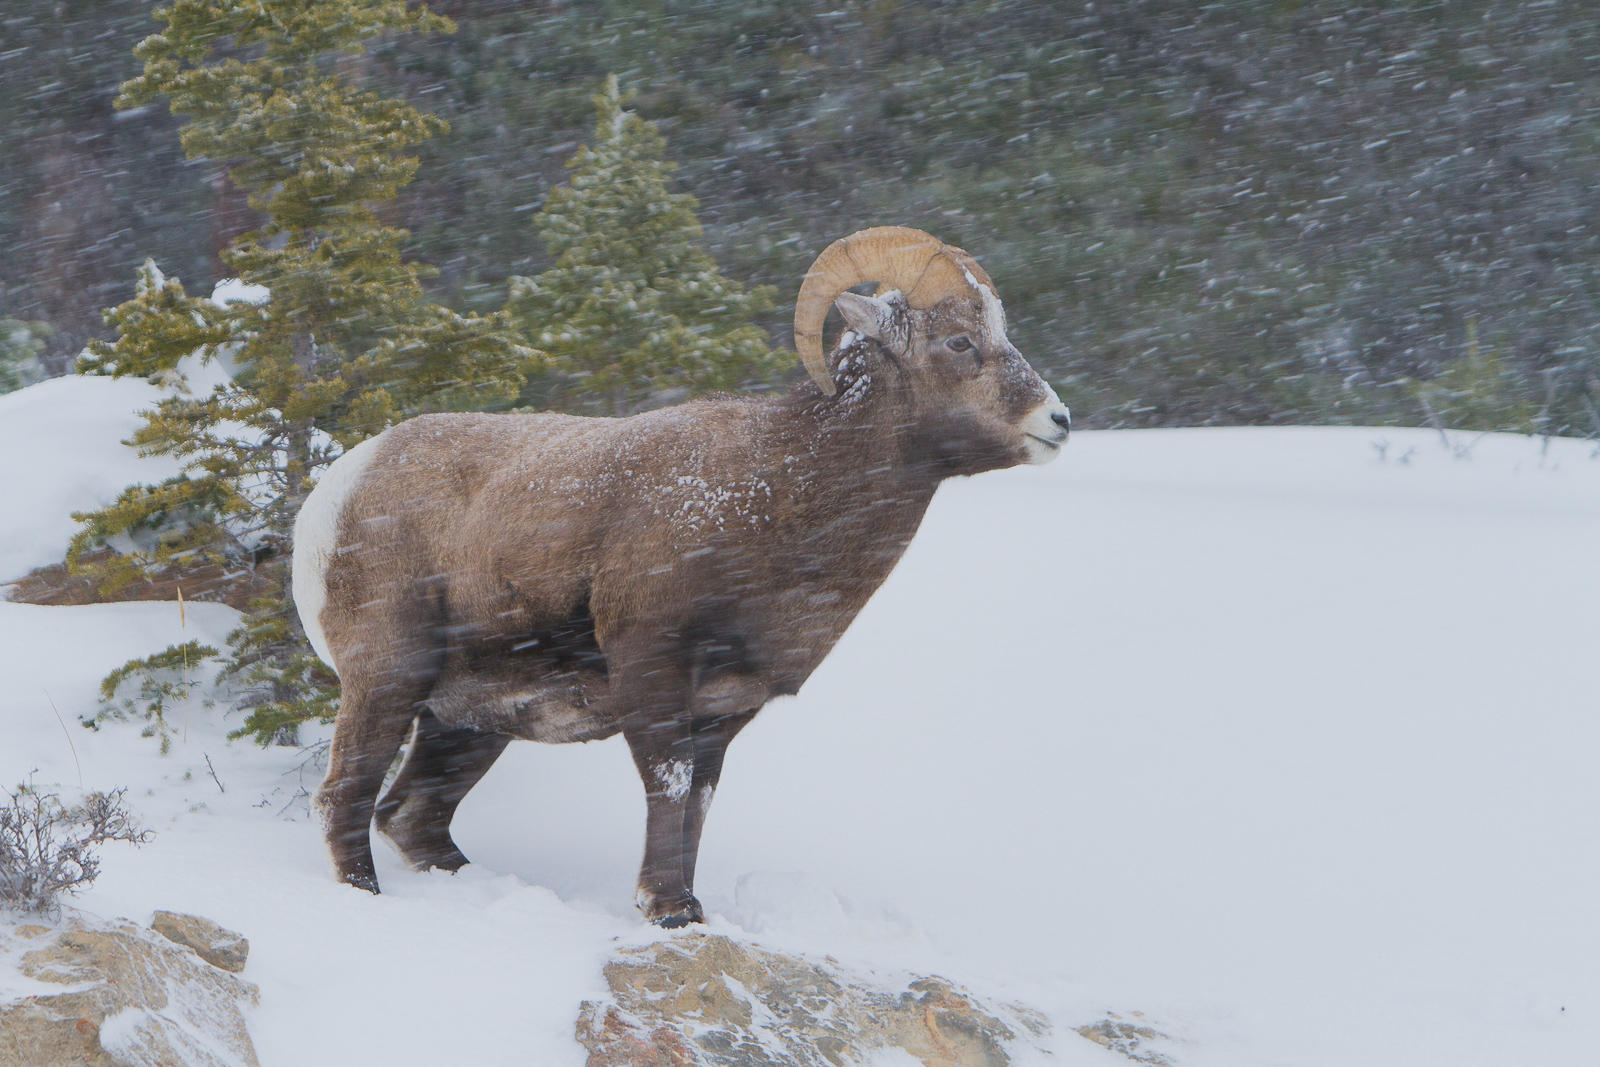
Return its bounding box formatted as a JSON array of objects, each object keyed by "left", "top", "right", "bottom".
[
  {"left": 1, "top": 406, "right": 1596, "bottom": 1066},
  {"left": 0, "top": 275, "right": 256, "bottom": 585},
  {"left": 0, "top": 376, "right": 183, "bottom": 583}
]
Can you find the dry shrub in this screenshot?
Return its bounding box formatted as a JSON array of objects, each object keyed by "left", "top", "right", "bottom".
[{"left": 0, "top": 783, "right": 149, "bottom": 914}]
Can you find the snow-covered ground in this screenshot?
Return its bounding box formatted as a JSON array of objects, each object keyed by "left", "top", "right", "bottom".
[
  {"left": 0, "top": 274, "right": 256, "bottom": 581},
  {"left": 0, "top": 375, "right": 182, "bottom": 581},
  {"left": 3, "top": 373, "right": 1598, "bottom": 1066}
]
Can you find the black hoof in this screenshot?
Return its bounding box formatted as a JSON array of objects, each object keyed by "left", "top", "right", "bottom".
[
  {"left": 342, "top": 872, "right": 381, "bottom": 894},
  {"left": 414, "top": 849, "right": 470, "bottom": 873},
  {"left": 647, "top": 895, "right": 705, "bottom": 928}
]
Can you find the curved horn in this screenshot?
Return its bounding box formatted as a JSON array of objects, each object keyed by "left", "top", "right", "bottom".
[{"left": 794, "top": 226, "right": 995, "bottom": 396}]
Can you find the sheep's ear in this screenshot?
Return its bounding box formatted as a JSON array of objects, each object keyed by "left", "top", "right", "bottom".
[{"left": 834, "top": 291, "right": 897, "bottom": 344}]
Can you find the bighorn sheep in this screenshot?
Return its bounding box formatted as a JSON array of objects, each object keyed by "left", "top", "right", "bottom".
[{"left": 292, "top": 226, "right": 1070, "bottom": 926}]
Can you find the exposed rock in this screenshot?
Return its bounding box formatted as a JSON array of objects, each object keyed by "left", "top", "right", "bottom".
[
  {"left": 150, "top": 911, "right": 249, "bottom": 973},
  {"left": 576, "top": 932, "right": 1049, "bottom": 1067},
  {"left": 1077, "top": 1014, "right": 1176, "bottom": 1066},
  {"left": 0, "top": 916, "right": 259, "bottom": 1067}
]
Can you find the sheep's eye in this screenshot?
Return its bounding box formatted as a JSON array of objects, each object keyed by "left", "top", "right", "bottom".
[{"left": 947, "top": 336, "right": 974, "bottom": 353}]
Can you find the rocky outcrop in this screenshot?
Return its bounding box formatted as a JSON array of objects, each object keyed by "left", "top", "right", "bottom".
[
  {"left": 0, "top": 915, "right": 259, "bottom": 1067},
  {"left": 576, "top": 933, "right": 1049, "bottom": 1067},
  {"left": 149, "top": 912, "right": 250, "bottom": 974},
  {"left": 1077, "top": 1014, "right": 1176, "bottom": 1066}
]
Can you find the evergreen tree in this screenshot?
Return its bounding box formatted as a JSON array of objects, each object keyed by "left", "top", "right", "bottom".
[
  {"left": 0, "top": 319, "right": 51, "bottom": 394},
  {"left": 72, "top": 0, "right": 525, "bottom": 745},
  {"left": 1408, "top": 317, "right": 1540, "bottom": 434},
  {"left": 506, "top": 76, "right": 782, "bottom": 416}
]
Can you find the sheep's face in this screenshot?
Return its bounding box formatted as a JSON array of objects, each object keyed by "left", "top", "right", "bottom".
[{"left": 832, "top": 289, "right": 1071, "bottom": 474}]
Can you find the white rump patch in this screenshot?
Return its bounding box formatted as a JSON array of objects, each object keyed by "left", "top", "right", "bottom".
[
  {"left": 291, "top": 431, "right": 388, "bottom": 674},
  {"left": 700, "top": 783, "right": 716, "bottom": 810},
  {"left": 655, "top": 759, "right": 694, "bottom": 802}
]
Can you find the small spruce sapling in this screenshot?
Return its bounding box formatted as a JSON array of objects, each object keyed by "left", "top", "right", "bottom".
[
  {"left": 0, "top": 318, "right": 51, "bottom": 394},
  {"left": 507, "top": 76, "right": 783, "bottom": 416},
  {"left": 1408, "top": 317, "right": 1540, "bottom": 436},
  {"left": 87, "top": 641, "right": 221, "bottom": 755}
]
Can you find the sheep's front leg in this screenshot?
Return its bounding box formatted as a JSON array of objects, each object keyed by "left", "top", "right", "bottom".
[
  {"left": 681, "top": 710, "right": 758, "bottom": 892},
  {"left": 623, "top": 716, "right": 702, "bottom": 927}
]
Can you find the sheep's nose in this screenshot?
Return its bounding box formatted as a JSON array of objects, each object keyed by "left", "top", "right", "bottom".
[{"left": 1051, "top": 410, "right": 1071, "bottom": 432}]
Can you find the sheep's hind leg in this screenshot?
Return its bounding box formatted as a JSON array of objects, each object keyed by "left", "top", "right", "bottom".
[
  {"left": 375, "top": 709, "right": 511, "bottom": 872},
  {"left": 317, "top": 676, "right": 429, "bottom": 894}
]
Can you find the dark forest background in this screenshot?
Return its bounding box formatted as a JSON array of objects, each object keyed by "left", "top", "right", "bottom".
[{"left": 4, "top": 0, "right": 1599, "bottom": 433}]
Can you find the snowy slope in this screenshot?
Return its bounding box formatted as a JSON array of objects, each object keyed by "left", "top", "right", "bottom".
[
  {"left": 2, "top": 371, "right": 1598, "bottom": 1066},
  {"left": 0, "top": 375, "right": 183, "bottom": 582},
  {"left": 0, "top": 277, "right": 255, "bottom": 585}
]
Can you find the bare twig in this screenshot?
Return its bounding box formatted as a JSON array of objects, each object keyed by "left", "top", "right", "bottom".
[
  {"left": 284, "top": 738, "right": 330, "bottom": 781},
  {"left": 179, "top": 584, "right": 189, "bottom": 744},
  {"left": 1539, "top": 370, "right": 1558, "bottom": 456},
  {"left": 203, "top": 752, "right": 225, "bottom": 794},
  {"left": 1580, "top": 393, "right": 1600, "bottom": 443},
  {"left": 1416, "top": 393, "right": 1453, "bottom": 450},
  {"left": 1457, "top": 429, "right": 1492, "bottom": 460},
  {"left": 1416, "top": 394, "right": 1487, "bottom": 460},
  {"left": 274, "top": 786, "right": 310, "bottom": 818},
  {"left": 41, "top": 688, "right": 81, "bottom": 789}
]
